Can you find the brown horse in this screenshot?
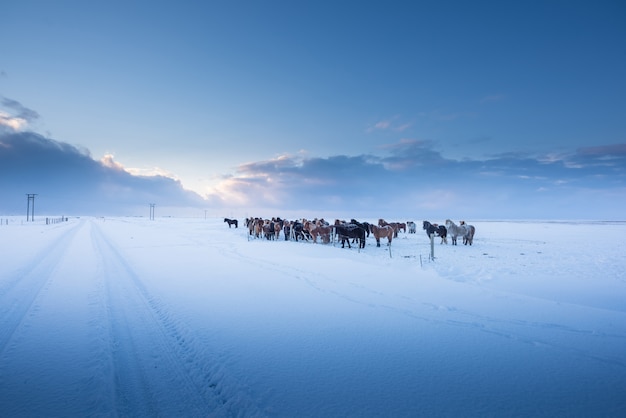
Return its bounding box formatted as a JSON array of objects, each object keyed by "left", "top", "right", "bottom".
[
  {"left": 254, "top": 218, "right": 264, "bottom": 238},
  {"left": 308, "top": 220, "right": 332, "bottom": 244},
  {"left": 378, "top": 218, "right": 402, "bottom": 237},
  {"left": 370, "top": 224, "right": 394, "bottom": 247},
  {"left": 246, "top": 217, "right": 263, "bottom": 237},
  {"left": 273, "top": 219, "right": 283, "bottom": 240}
]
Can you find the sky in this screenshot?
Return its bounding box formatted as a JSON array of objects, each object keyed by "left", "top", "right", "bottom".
[{"left": 1, "top": 0, "right": 625, "bottom": 219}]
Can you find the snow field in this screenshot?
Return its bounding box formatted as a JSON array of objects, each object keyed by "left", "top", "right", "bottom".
[{"left": 0, "top": 216, "right": 624, "bottom": 416}]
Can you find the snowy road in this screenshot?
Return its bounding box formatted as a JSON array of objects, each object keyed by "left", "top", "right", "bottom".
[
  {"left": 1, "top": 217, "right": 625, "bottom": 416},
  {"left": 0, "top": 219, "right": 259, "bottom": 416}
]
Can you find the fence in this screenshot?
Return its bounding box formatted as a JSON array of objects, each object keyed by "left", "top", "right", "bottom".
[{"left": 46, "top": 217, "right": 68, "bottom": 225}]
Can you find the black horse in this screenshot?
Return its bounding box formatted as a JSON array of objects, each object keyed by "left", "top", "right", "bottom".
[
  {"left": 283, "top": 222, "right": 291, "bottom": 241},
  {"left": 423, "top": 221, "right": 447, "bottom": 244},
  {"left": 335, "top": 224, "right": 366, "bottom": 249},
  {"left": 224, "top": 218, "right": 238, "bottom": 228},
  {"left": 350, "top": 219, "right": 371, "bottom": 237},
  {"left": 290, "top": 221, "right": 307, "bottom": 242}
]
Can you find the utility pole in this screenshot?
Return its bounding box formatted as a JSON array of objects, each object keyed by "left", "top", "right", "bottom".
[
  {"left": 26, "top": 194, "right": 37, "bottom": 221},
  {"left": 149, "top": 203, "right": 156, "bottom": 220}
]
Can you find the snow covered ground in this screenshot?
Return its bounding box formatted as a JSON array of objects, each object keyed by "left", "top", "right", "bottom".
[{"left": 0, "top": 216, "right": 625, "bottom": 417}]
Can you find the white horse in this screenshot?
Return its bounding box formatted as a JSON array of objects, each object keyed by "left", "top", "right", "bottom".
[
  {"left": 460, "top": 221, "right": 476, "bottom": 245},
  {"left": 445, "top": 219, "right": 465, "bottom": 245}
]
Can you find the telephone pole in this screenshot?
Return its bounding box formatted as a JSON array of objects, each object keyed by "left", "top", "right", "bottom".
[{"left": 26, "top": 194, "right": 37, "bottom": 221}]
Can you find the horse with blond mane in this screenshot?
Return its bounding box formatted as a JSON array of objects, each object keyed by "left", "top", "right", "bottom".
[{"left": 370, "top": 224, "right": 394, "bottom": 247}]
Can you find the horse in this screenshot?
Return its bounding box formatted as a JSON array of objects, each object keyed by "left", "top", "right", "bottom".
[
  {"left": 282, "top": 220, "right": 291, "bottom": 241},
  {"left": 334, "top": 223, "right": 366, "bottom": 249},
  {"left": 273, "top": 217, "right": 284, "bottom": 240},
  {"left": 306, "top": 220, "right": 331, "bottom": 244},
  {"left": 370, "top": 224, "right": 394, "bottom": 247},
  {"left": 290, "top": 220, "right": 307, "bottom": 242},
  {"left": 423, "top": 221, "right": 448, "bottom": 244},
  {"left": 379, "top": 219, "right": 403, "bottom": 238},
  {"left": 246, "top": 217, "right": 262, "bottom": 237},
  {"left": 350, "top": 219, "right": 371, "bottom": 237},
  {"left": 407, "top": 221, "right": 417, "bottom": 234},
  {"left": 445, "top": 219, "right": 466, "bottom": 245},
  {"left": 460, "top": 221, "right": 476, "bottom": 245},
  {"left": 262, "top": 220, "right": 276, "bottom": 240},
  {"left": 224, "top": 218, "right": 238, "bottom": 228}
]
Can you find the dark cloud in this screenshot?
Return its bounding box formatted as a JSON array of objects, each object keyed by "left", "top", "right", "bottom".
[
  {"left": 571, "top": 144, "right": 626, "bottom": 170},
  {"left": 206, "top": 141, "right": 626, "bottom": 220},
  {"left": 0, "top": 131, "right": 205, "bottom": 215},
  {"left": 576, "top": 143, "right": 626, "bottom": 157},
  {"left": 2, "top": 127, "right": 623, "bottom": 219}
]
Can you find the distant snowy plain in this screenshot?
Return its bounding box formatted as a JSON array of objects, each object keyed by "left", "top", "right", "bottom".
[{"left": 0, "top": 216, "right": 625, "bottom": 417}]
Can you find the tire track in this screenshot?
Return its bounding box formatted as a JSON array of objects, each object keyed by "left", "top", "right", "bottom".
[
  {"left": 0, "top": 219, "right": 83, "bottom": 354},
  {"left": 90, "top": 220, "right": 264, "bottom": 417}
]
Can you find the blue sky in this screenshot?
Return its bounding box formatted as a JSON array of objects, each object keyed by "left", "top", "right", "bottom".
[{"left": 1, "top": 1, "right": 625, "bottom": 219}]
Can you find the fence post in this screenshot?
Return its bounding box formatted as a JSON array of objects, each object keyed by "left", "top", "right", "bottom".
[{"left": 429, "top": 233, "right": 435, "bottom": 261}]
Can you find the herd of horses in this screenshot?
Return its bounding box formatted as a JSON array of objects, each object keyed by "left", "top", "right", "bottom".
[{"left": 224, "top": 217, "right": 476, "bottom": 247}]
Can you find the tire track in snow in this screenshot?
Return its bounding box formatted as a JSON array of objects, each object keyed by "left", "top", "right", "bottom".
[
  {"left": 90, "top": 220, "right": 264, "bottom": 417},
  {"left": 0, "top": 219, "right": 83, "bottom": 354}
]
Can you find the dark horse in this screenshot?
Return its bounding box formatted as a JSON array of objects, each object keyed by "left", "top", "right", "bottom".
[
  {"left": 350, "top": 219, "right": 371, "bottom": 237},
  {"left": 334, "top": 224, "right": 366, "bottom": 249},
  {"left": 423, "top": 221, "right": 447, "bottom": 244},
  {"left": 290, "top": 220, "right": 308, "bottom": 242},
  {"left": 224, "top": 218, "right": 238, "bottom": 228}
]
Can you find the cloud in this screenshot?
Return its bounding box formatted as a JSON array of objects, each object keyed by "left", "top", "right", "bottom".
[
  {"left": 378, "top": 139, "right": 445, "bottom": 169},
  {"left": 203, "top": 140, "right": 626, "bottom": 220},
  {"left": 366, "top": 117, "right": 412, "bottom": 133},
  {"left": 373, "top": 120, "right": 391, "bottom": 130},
  {"left": 0, "top": 111, "right": 28, "bottom": 131},
  {"left": 1, "top": 123, "right": 623, "bottom": 219},
  {"left": 100, "top": 154, "right": 126, "bottom": 171},
  {"left": 0, "top": 131, "right": 206, "bottom": 215},
  {"left": 0, "top": 97, "right": 40, "bottom": 131},
  {"left": 574, "top": 144, "right": 626, "bottom": 164},
  {"left": 417, "top": 109, "right": 477, "bottom": 122}
]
